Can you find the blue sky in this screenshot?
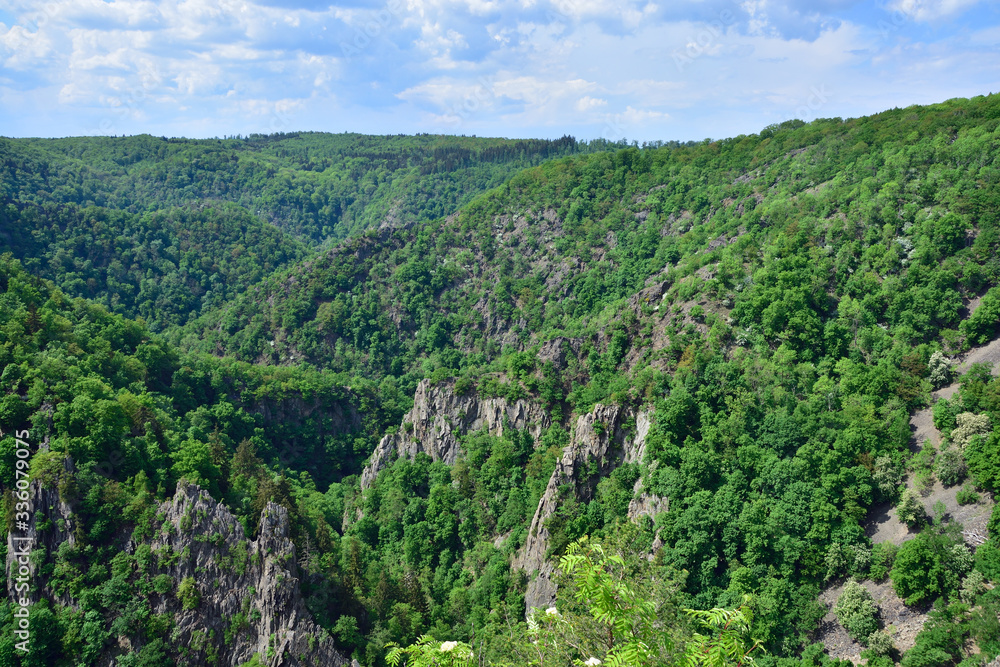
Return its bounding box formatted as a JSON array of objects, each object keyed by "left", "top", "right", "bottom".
[{"left": 0, "top": 0, "right": 997, "bottom": 141}]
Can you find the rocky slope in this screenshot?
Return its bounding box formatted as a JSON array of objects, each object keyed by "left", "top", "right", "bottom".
[
  {"left": 360, "top": 377, "right": 551, "bottom": 488},
  {"left": 144, "top": 481, "right": 347, "bottom": 666},
  {"left": 512, "top": 404, "right": 661, "bottom": 612},
  {"left": 5, "top": 457, "right": 79, "bottom": 609},
  {"left": 358, "top": 376, "right": 670, "bottom": 613},
  {"left": 6, "top": 472, "right": 348, "bottom": 667}
]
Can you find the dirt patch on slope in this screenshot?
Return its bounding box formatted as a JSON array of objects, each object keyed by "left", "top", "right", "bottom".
[
  {"left": 871, "top": 337, "right": 1000, "bottom": 545},
  {"left": 864, "top": 501, "right": 919, "bottom": 547},
  {"left": 814, "top": 579, "right": 929, "bottom": 663},
  {"left": 910, "top": 406, "right": 939, "bottom": 449},
  {"left": 850, "top": 338, "right": 1000, "bottom": 662},
  {"left": 955, "top": 337, "right": 1000, "bottom": 375}
]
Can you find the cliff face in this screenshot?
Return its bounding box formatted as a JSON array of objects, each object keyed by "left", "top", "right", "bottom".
[
  {"left": 145, "top": 481, "right": 347, "bottom": 667},
  {"left": 5, "top": 458, "right": 78, "bottom": 609},
  {"left": 360, "top": 378, "right": 551, "bottom": 488},
  {"left": 6, "top": 474, "right": 348, "bottom": 667},
  {"left": 513, "top": 404, "right": 664, "bottom": 612},
  {"left": 358, "top": 376, "right": 669, "bottom": 614}
]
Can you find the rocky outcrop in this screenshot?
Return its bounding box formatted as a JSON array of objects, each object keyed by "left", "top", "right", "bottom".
[
  {"left": 6, "top": 472, "right": 347, "bottom": 667},
  {"left": 537, "top": 337, "right": 582, "bottom": 369},
  {"left": 623, "top": 413, "right": 668, "bottom": 524},
  {"left": 513, "top": 405, "right": 660, "bottom": 612},
  {"left": 360, "top": 378, "right": 551, "bottom": 489},
  {"left": 5, "top": 457, "right": 78, "bottom": 608},
  {"left": 144, "top": 481, "right": 347, "bottom": 667}
]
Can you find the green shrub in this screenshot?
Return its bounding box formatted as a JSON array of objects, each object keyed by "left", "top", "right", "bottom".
[
  {"left": 959, "top": 570, "right": 988, "bottom": 604},
  {"left": 896, "top": 489, "right": 927, "bottom": 529},
  {"left": 869, "top": 543, "right": 898, "bottom": 581},
  {"left": 892, "top": 538, "right": 942, "bottom": 606},
  {"left": 152, "top": 574, "right": 173, "bottom": 595},
  {"left": 864, "top": 630, "right": 895, "bottom": 658},
  {"left": 892, "top": 533, "right": 971, "bottom": 606},
  {"left": 975, "top": 540, "right": 1000, "bottom": 581},
  {"left": 825, "top": 542, "right": 872, "bottom": 581},
  {"left": 933, "top": 398, "right": 960, "bottom": 433},
  {"left": 960, "top": 285, "right": 1000, "bottom": 345},
  {"left": 956, "top": 486, "right": 979, "bottom": 505},
  {"left": 935, "top": 449, "right": 967, "bottom": 487},
  {"left": 966, "top": 431, "right": 1000, "bottom": 492},
  {"left": 834, "top": 580, "right": 880, "bottom": 643},
  {"left": 177, "top": 576, "right": 200, "bottom": 610}
]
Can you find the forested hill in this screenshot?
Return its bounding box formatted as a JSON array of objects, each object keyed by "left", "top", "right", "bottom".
[
  {"left": 0, "top": 132, "right": 596, "bottom": 329},
  {"left": 182, "top": 95, "right": 1000, "bottom": 384},
  {"left": 0, "top": 132, "right": 593, "bottom": 243},
  {"left": 5, "top": 94, "right": 1000, "bottom": 667}
]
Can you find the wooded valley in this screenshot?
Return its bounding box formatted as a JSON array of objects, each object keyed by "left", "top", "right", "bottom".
[{"left": 3, "top": 95, "right": 1000, "bottom": 667}]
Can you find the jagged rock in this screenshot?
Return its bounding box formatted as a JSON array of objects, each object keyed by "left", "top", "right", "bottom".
[
  {"left": 514, "top": 404, "right": 658, "bottom": 613},
  {"left": 625, "top": 412, "right": 668, "bottom": 523},
  {"left": 7, "top": 473, "right": 347, "bottom": 667},
  {"left": 360, "top": 378, "right": 551, "bottom": 489},
  {"left": 627, "top": 489, "right": 669, "bottom": 524},
  {"left": 538, "top": 337, "right": 581, "bottom": 369},
  {"left": 5, "top": 457, "right": 77, "bottom": 608},
  {"left": 146, "top": 481, "right": 347, "bottom": 666},
  {"left": 627, "top": 281, "right": 668, "bottom": 313}
]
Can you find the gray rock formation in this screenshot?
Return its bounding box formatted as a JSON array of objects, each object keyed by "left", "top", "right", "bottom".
[
  {"left": 513, "top": 404, "right": 661, "bottom": 613},
  {"left": 146, "top": 480, "right": 347, "bottom": 666},
  {"left": 5, "top": 457, "right": 78, "bottom": 608},
  {"left": 623, "top": 412, "right": 668, "bottom": 524},
  {"left": 6, "top": 471, "right": 347, "bottom": 667},
  {"left": 360, "top": 378, "right": 551, "bottom": 489}
]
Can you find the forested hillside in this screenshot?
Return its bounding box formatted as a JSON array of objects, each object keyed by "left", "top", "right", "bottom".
[
  {"left": 0, "top": 132, "right": 595, "bottom": 329},
  {"left": 4, "top": 95, "right": 1000, "bottom": 667}
]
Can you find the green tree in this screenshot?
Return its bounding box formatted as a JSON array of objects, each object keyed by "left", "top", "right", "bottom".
[
  {"left": 833, "top": 580, "right": 879, "bottom": 644},
  {"left": 896, "top": 489, "right": 926, "bottom": 529},
  {"left": 386, "top": 635, "right": 475, "bottom": 667}
]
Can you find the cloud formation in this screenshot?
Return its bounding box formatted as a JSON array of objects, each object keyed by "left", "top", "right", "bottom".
[{"left": 0, "top": 0, "right": 996, "bottom": 139}]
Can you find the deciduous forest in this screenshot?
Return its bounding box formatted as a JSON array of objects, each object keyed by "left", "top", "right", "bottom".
[{"left": 3, "top": 95, "right": 1000, "bottom": 667}]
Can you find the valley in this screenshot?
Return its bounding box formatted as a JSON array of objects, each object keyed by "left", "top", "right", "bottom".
[{"left": 3, "top": 95, "right": 1000, "bottom": 666}]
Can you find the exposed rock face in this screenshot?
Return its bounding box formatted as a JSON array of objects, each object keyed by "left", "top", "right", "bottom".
[
  {"left": 360, "top": 378, "right": 551, "bottom": 489},
  {"left": 5, "top": 458, "right": 77, "bottom": 608},
  {"left": 623, "top": 412, "right": 668, "bottom": 524},
  {"left": 146, "top": 481, "right": 347, "bottom": 667},
  {"left": 537, "top": 337, "right": 582, "bottom": 369},
  {"left": 513, "top": 405, "right": 659, "bottom": 613},
  {"left": 6, "top": 473, "right": 347, "bottom": 667}
]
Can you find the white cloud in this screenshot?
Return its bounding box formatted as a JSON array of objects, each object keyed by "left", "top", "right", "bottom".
[
  {"left": 0, "top": 25, "right": 56, "bottom": 69},
  {"left": 0, "top": 0, "right": 995, "bottom": 139},
  {"left": 576, "top": 95, "right": 607, "bottom": 111},
  {"left": 619, "top": 105, "right": 668, "bottom": 123},
  {"left": 887, "top": 0, "right": 983, "bottom": 21}
]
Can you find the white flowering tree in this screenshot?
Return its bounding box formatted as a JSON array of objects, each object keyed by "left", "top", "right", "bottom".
[
  {"left": 385, "top": 635, "right": 476, "bottom": 667},
  {"left": 387, "top": 533, "right": 761, "bottom": 667},
  {"left": 557, "top": 539, "right": 661, "bottom": 666}
]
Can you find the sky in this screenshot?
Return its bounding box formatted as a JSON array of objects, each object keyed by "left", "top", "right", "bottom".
[{"left": 0, "top": 0, "right": 997, "bottom": 141}]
